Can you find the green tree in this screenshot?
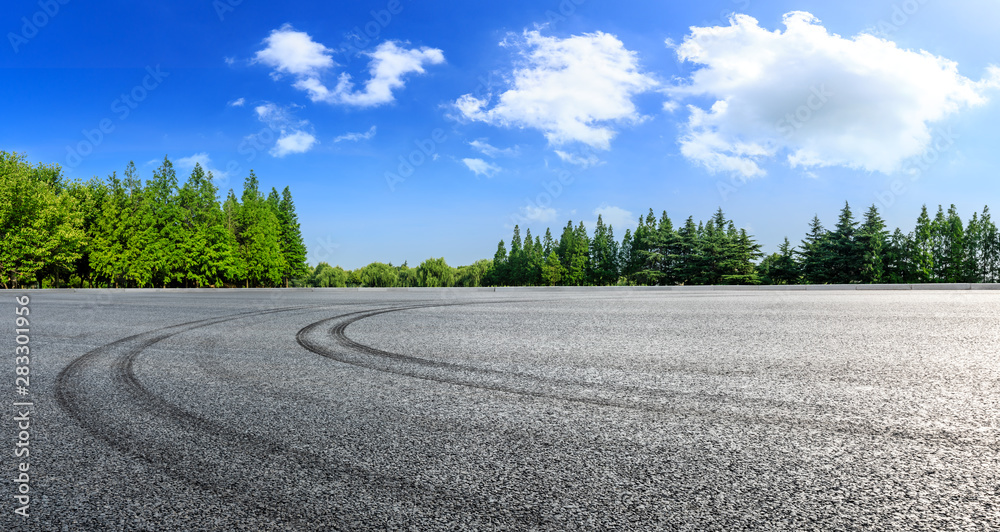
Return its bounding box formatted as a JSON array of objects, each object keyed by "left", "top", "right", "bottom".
[
  {"left": 277, "top": 186, "right": 309, "bottom": 287},
  {"left": 764, "top": 237, "right": 800, "bottom": 284},
  {"left": 416, "top": 257, "right": 456, "bottom": 287},
  {"left": 979, "top": 206, "right": 999, "bottom": 282},
  {"left": 0, "top": 152, "right": 84, "bottom": 288},
  {"left": 176, "top": 164, "right": 235, "bottom": 287},
  {"left": 857, "top": 204, "right": 889, "bottom": 284},
  {"left": 357, "top": 262, "right": 398, "bottom": 287},
  {"left": 236, "top": 171, "right": 285, "bottom": 287},
  {"left": 311, "top": 262, "right": 348, "bottom": 287},
  {"left": 884, "top": 229, "right": 916, "bottom": 284},
  {"left": 541, "top": 250, "right": 565, "bottom": 286},
  {"left": 826, "top": 202, "right": 861, "bottom": 283},
  {"left": 488, "top": 239, "right": 508, "bottom": 286},
  {"left": 456, "top": 259, "right": 492, "bottom": 287},
  {"left": 798, "top": 215, "right": 830, "bottom": 284},
  {"left": 912, "top": 205, "right": 935, "bottom": 283},
  {"left": 589, "top": 215, "right": 619, "bottom": 285}
]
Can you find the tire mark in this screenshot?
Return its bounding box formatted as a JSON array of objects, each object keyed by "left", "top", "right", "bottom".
[
  {"left": 56, "top": 304, "right": 537, "bottom": 530},
  {"left": 298, "top": 303, "right": 993, "bottom": 448}
]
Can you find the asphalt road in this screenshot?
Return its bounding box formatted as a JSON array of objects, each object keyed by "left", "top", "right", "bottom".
[{"left": 3, "top": 288, "right": 999, "bottom": 530}]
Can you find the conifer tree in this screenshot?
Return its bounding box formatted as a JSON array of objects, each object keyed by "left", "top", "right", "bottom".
[
  {"left": 857, "top": 204, "right": 889, "bottom": 284},
  {"left": 542, "top": 249, "right": 565, "bottom": 286},
  {"left": 827, "top": 202, "right": 861, "bottom": 283},
  {"left": 798, "top": 215, "right": 830, "bottom": 284},
  {"left": 912, "top": 205, "right": 935, "bottom": 283},
  {"left": 277, "top": 186, "right": 309, "bottom": 287},
  {"left": 236, "top": 171, "right": 285, "bottom": 287}
]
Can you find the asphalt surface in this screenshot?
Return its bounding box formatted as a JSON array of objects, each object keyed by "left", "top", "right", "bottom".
[{"left": 3, "top": 288, "right": 999, "bottom": 530}]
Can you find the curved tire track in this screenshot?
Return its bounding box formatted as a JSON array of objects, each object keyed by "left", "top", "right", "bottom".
[
  {"left": 56, "top": 304, "right": 535, "bottom": 530},
  {"left": 297, "top": 302, "right": 991, "bottom": 447}
]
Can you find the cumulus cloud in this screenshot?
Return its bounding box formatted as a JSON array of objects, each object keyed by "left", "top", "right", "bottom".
[
  {"left": 462, "top": 158, "right": 501, "bottom": 178},
  {"left": 469, "top": 139, "right": 518, "bottom": 158},
  {"left": 333, "top": 125, "right": 377, "bottom": 143},
  {"left": 322, "top": 41, "right": 445, "bottom": 107},
  {"left": 252, "top": 102, "right": 318, "bottom": 157},
  {"left": 271, "top": 131, "right": 318, "bottom": 157},
  {"left": 669, "top": 11, "right": 1000, "bottom": 177},
  {"left": 228, "top": 97, "right": 245, "bottom": 107},
  {"left": 453, "top": 30, "right": 658, "bottom": 150},
  {"left": 254, "top": 26, "right": 444, "bottom": 108},
  {"left": 254, "top": 24, "right": 335, "bottom": 77}
]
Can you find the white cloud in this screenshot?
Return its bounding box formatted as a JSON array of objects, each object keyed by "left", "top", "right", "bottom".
[
  {"left": 592, "top": 205, "right": 635, "bottom": 231},
  {"left": 254, "top": 24, "right": 335, "bottom": 77},
  {"left": 224, "top": 56, "right": 236, "bottom": 66},
  {"left": 324, "top": 41, "right": 445, "bottom": 107},
  {"left": 462, "top": 158, "right": 501, "bottom": 178},
  {"left": 520, "top": 205, "right": 557, "bottom": 224},
  {"left": 251, "top": 102, "right": 317, "bottom": 157},
  {"left": 174, "top": 153, "right": 231, "bottom": 183},
  {"left": 453, "top": 30, "right": 658, "bottom": 150},
  {"left": 175, "top": 152, "right": 212, "bottom": 170},
  {"left": 555, "top": 150, "right": 601, "bottom": 168},
  {"left": 333, "top": 125, "right": 377, "bottom": 143},
  {"left": 254, "top": 27, "right": 444, "bottom": 108},
  {"left": 669, "top": 12, "right": 1000, "bottom": 177},
  {"left": 228, "top": 97, "right": 245, "bottom": 107},
  {"left": 271, "top": 131, "right": 318, "bottom": 158},
  {"left": 469, "top": 139, "right": 518, "bottom": 158}
]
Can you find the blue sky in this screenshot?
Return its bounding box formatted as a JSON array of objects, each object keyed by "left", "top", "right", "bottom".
[{"left": 3, "top": 0, "right": 999, "bottom": 269}]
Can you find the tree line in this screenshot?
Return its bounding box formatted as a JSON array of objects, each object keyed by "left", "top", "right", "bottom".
[
  {"left": 1, "top": 151, "right": 307, "bottom": 288},
  {"left": 6, "top": 149, "right": 998, "bottom": 289},
  {"left": 305, "top": 202, "right": 999, "bottom": 288}
]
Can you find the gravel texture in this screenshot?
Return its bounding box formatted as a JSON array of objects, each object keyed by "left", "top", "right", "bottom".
[{"left": 3, "top": 288, "right": 999, "bottom": 531}]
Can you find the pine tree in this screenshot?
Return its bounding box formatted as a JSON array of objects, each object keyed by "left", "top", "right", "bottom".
[
  {"left": 277, "top": 187, "right": 309, "bottom": 287},
  {"left": 798, "top": 215, "right": 830, "bottom": 284},
  {"left": 942, "top": 204, "right": 965, "bottom": 283},
  {"left": 674, "top": 216, "right": 700, "bottom": 285},
  {"left": 541, "top": 249, "right": 565, "bottom": 286},
  {"left": 912, "top": 205, "right": 934, "bottom": 283},
  {"left": 827, "top": 202, "right": 861, "bottom": 283},
  {"left": 884, "top": 229, "right": 916, "bottom": 284},
  {"left": 857, "top": 204, "right": 889, "bottom": 284},
  {"left": 980, "top": 206, "right": 999, "bottom": 282},
  {"left": 963, "top": 211, "right": 983, "bottom": 283},
  {"left": 767, "top": 237, "right": 801, "bottom": 284},
  {"left": 589, "top": 215, "right": 619, "bottom": 285},
  {"left": 618, "top": 228, "right": 633, "bottom": 283},
  {"left": 236, "top": 171, "right": 285, "bottom": 287},
  {"left": 489, "top": 239, "right": 508, "bottom": 286}
]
